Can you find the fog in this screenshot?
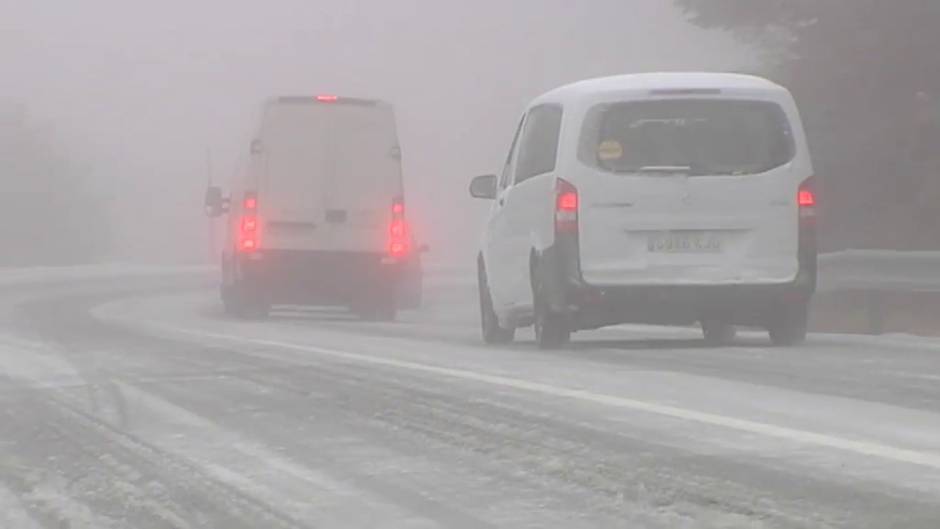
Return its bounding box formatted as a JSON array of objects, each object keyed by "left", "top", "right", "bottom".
[{"left": 2, "top": 0, "right": 747, "bottom": 266}]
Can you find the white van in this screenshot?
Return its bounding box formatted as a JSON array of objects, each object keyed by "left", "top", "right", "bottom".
[
  {"left": 206, "top": 95, "right": 422, "bottom": 320},
  {"left": 470, "top": 73, "right": 817, "bottom": 348}
]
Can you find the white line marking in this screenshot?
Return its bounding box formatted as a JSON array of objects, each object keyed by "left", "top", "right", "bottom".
[{"left": 133, "top": 320, "right": 940, "bottom": 471}]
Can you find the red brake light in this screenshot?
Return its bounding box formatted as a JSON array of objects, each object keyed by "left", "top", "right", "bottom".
[
  {"left": 388, "top": 198, "right": 410, "bottom": 259},
  {"left": 557, "top": 191, "right": 578, "bottom": 212},
  {"left": 241, "top": 216, "right": 258, "bottom": 232},
  {"left": 389, "top": 241, "right": 408, "bottom": 258},
  {"left": 555, "top": 179, "right": 579, "bottom": 235},
  {"left": 390, "top": 219, "right": 406, "bottom": 239},
  {"left": 316, "top": 95, "right": 339, "bottom": 102},
  {"left": 244, "top": 192, "right": 258, "bottom": 211},
  {"left": 240, "top": 238, "right": 257, "bottom": 252},
  {"left": 798, "top": 189, "right": 816, "bottom": 208},
  {"left": 238, "top": 193, "right": 260, "bottom": 253},
  {"left": 798, "top": 178, "right": 817, "bottom": 221}
]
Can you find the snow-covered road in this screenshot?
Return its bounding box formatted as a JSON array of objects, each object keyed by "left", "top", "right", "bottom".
[{"left": 0, "top": 270, "right": 938, "bottom": 528}]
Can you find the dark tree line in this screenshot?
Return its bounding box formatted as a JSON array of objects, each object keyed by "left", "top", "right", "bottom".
[
  {"left": 0, "top": 107, "right": 110, "bottom": 266},
  {"left": 677, "top": 0, "right": 940, "bottom": 250}
]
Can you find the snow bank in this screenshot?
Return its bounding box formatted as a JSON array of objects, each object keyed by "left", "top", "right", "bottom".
[{"left": 0, "top": 264, "right": 214, "bottom": 287}]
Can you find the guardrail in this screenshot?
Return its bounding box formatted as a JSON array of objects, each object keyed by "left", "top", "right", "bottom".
[{"left": 818, "top": 250, "right": 940, "bottom": 335}]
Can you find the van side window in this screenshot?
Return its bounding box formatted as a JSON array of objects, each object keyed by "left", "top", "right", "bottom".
[
  {"left": 515, "top": 105, "right": 563, "bottom": 184},
  {"left": 499, "top": 116, "right": 525, "bottom": 189}
]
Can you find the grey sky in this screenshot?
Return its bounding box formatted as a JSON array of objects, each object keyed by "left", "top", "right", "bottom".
[{"left": 2, "top": 0, "right": 750, "bottom": 264}]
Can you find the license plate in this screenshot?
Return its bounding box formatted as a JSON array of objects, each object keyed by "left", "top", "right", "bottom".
[{"left": 647, "top": 232, "right": 722, "bottom": 254}]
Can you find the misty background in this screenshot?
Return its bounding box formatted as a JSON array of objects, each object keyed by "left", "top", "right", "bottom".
[{"left": 3, "top": 1, "right": 938, "bottom": 267}]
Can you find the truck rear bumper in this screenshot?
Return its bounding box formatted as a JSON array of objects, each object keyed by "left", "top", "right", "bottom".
[{"left": 232, "top": 250, "right": 404, "bottom": 306}]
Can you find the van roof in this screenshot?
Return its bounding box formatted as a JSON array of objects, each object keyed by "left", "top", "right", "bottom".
[{"left": 534, "top": 72, "right": 788, "bottom": 105}]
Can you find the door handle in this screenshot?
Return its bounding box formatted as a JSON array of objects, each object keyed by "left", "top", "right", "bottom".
[{"left": 498, "top": 198, "right": 505, "bottom": 207}]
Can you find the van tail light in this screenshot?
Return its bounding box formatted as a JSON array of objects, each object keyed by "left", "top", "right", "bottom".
[
  {"left": 238, "top": 192, "right": 260, "bottom": 253},
  {"left": 798, "top": 177, "right": 817, "bottom": 222},
  {"left": 389, "top": 197, "right": 410, "bottom": 259},
  {"left": 555, "top": 178, "right": 579, "bottom": 235},
  {"left": 797, "top": 176, "right": 818, "bottom": 288}
]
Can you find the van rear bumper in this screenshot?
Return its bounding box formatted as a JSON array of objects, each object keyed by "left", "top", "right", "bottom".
[
  {"left": 537, "top": 241, "right": 816, "bottom": 330},
  {"left": 234, "top": 250, "right": 404, "bottom": 305},
  {"left": 567, "top": 279, "right": 814, "bottom": 330}
]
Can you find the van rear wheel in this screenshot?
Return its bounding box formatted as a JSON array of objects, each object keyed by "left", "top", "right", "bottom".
[
  {"left": 768, "top": 302, "right": 809, "bottom": 346},
  {"left": 533, "top": 275, "right": 570, "bottom": 350},
  {"left": 702, "top": 320, "right": 736, "bottom": 346}
]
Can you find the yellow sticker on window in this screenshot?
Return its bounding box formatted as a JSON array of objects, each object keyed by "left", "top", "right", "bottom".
[{"left": 597, "top": 140, "right": 623, "bottom": 161}]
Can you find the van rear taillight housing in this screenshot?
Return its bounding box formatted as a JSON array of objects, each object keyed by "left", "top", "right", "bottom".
[
  {"left": 798, "top": 177, "right": 817, "bottom": 222},
  {"left": 797, "top": 176, "right": 818, "bottom": 287},
  {"left": 555, "top": 178, "right": 579, "bottom": 235},
  {"left": 238, "top": 192, "right": 260, "bottom": 253},
  {"left": 388, "top": 197, "right": 410, "bottom": 259}
]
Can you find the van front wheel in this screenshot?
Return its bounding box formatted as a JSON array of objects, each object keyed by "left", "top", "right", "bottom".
[{"left": 478, "top": 263, "right": 515, "bottom": 344}]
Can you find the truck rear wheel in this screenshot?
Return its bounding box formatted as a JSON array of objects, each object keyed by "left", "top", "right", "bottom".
[
  {"left": 702, "top": 320, "right": 736, "bottom": 346},
  {"left": 222, "top": 283, "right": 270, "bottom": 320},
  {"left": 355, "top": 287, "right": 397, "bottom": 322}
]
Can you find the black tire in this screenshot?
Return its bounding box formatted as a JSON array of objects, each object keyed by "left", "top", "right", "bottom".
[
  {"left": 222, "top": 283, "right": 269, "bottom": 320},
  {"left": 478, "top": 262, "right": 515, "bottom": 344},
  {"left": 358, "top": 304, "right": 397, "bottom": 322},
  {"left": 221, "top": 285, "right": 240, "bottom": 316},
  {"left": 246, "top": 298, "right": 271, "bottom": 320},
  {"left": 768, "top": 302, "right": 809, "bottom": 346},
  {"left": 532, "top": 271, "right": 570, "bottom": 350},
  {"left": 399, "top": 272, "right": 423, "bottom": 310},
  {"left": 702, "top": 320, "right": 736, "bottom": 346},
  {"left": 356, "top": 288, "right": 398, "bottom": 322}
]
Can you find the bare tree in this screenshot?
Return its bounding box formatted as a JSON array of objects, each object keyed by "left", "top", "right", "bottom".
[{"left": 676, "top": 0, "right": 940, "bottom": 249}]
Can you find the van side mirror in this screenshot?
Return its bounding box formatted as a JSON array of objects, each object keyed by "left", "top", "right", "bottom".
[
  {"left": 204, "top": 186, "right": 229, "bottom": 218},
  {"left": 469, "top": 174, "right": 498, "bottom": 200},
  {"left": 250, "top": 139, "right": 263, "bottom": 155}
]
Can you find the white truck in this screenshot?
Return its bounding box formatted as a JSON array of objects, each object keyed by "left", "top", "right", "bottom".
[{"left": 206, "top": 95, "right": 423, "bottom": 320}]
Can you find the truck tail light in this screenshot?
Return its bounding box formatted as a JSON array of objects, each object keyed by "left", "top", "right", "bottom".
[
  {"left": 389, "top": 197, "right": 410, "bottom": 259},
  {"left": 238, "top": 192, "right": 260, "bottom": 253}
]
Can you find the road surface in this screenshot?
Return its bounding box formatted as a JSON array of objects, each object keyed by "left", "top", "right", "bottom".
[{"left": 0, "top": 268, "right": 938, "bottom": 528}]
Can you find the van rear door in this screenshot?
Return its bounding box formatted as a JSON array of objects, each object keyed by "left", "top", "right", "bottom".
[
  {"left": 326, "top": 104, "right": 402, "bottom": 252},
  {"left": 258, "top": 103, "right": 329, "bottom": 250},
  {"left": 575, "top": 97, "right": 808, "bottom": 286}
]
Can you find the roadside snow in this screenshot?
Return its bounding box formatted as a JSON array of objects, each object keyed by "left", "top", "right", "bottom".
[
  {"left": 0, "top": 484, "right": 42, "bottom": 529},
  {"left": 0, "top": 264, "right": 213, "bottom": 287}
]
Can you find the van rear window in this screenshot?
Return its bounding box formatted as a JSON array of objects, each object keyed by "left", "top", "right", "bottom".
[{"left": 579, "top": 99, "right": 795, "bottom": 176}]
